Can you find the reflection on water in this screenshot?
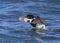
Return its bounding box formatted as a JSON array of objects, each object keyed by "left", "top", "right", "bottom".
[{"left": 0, "top": 0, "right": 60, "bottom": 43}]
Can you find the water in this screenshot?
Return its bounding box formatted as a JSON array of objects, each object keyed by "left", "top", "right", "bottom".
[{"left": 0, "top": 0, "right": 60, "bottom": 43}]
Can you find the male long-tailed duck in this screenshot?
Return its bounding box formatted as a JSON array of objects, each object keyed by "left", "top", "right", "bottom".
[{"left": 19, "top": 14, "right": 46, "bottom": 31}]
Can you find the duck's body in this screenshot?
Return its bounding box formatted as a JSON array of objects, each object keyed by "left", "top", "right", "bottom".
[{"left": 19, "top": 14, "right": 46, "bottom": 31}]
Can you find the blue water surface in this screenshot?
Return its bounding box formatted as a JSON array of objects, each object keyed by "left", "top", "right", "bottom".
[{"left": 0, "top": 0, "right": 60, "bottom": 43}]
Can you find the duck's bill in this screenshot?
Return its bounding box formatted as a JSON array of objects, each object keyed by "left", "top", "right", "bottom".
[{"left": 19, "top": 17, "right": 25, "bottom": 22}]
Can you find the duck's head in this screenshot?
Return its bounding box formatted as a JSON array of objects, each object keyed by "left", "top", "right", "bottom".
[{"left": 19, "top": 14, "right": 35, "bottom": 23}]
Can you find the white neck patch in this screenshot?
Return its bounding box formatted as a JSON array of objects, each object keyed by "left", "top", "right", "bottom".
[{"left": 24, "top": 18, "right": 33, "bottom": 23}]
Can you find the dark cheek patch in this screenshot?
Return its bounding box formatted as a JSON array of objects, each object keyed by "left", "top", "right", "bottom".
[{"left": 27, "top": 20, "right": 30, "bottom": 23}]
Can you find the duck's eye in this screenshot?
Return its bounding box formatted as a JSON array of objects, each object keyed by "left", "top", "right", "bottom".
[{"left": 27, "top": 20, "right": 30, "bottom": 23}]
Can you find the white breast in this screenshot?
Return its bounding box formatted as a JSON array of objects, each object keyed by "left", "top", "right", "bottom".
[{"left": 36, "top": 24, "right": 46, "bottom": 29}]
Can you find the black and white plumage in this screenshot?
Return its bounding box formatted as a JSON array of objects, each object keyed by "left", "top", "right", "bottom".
[{"left": 19, "top": 14, "right": 46, "bottom": 31}]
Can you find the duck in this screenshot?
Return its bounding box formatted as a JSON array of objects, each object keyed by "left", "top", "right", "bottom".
[{"left": 19, "top": 14, "right": 46, "bottom": 31}]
